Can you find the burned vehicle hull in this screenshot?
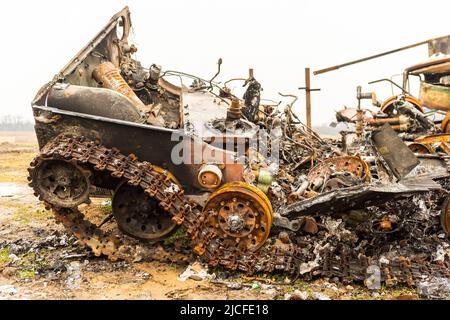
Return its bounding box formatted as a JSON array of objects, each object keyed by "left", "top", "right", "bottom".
[
  {"left": 30, "top": 7, "right": 280, "bottom": 269},
  {"left": 28, "top": 7, "right": 450, "bottom": 287}
]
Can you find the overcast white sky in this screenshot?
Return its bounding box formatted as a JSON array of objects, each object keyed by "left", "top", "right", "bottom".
[{"left": 1, "top": 0, "right": 448, "bottom": 125}]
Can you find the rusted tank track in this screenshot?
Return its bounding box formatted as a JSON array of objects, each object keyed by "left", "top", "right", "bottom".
[
  {"left": 27, "top": 135, "right": 300, "bottom": 271},
  {"left": 27, "top": 135, "right": 450, "bottom": 285}
]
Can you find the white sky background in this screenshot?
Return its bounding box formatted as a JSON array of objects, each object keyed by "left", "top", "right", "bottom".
[{"left": 1, "top": 0, "right": 448, "bottom": 126}]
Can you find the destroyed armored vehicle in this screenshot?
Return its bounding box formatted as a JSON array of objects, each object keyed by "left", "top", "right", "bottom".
[
  {"left": 29, "top": 6, "right": 284, "bottom": 268},
  {"left": 29, "top": 7, "right": 450, "bottom": 284}
]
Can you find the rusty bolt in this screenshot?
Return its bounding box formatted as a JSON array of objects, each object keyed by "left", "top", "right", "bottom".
[{"left": 226, "top": 99, "right": 242, "bottom": 121}]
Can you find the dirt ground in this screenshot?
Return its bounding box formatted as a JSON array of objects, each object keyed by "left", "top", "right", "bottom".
[{"left": 0, "top": 131, "right": 421, "bottom": 300}]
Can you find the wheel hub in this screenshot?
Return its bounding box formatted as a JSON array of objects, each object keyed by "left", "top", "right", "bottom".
[
  {"left": 112, "top": 182, "right": 177, "bottom": 240},
  {"left": 218, "top": 199, "right": 256, "bottom": 236},
  {"left": 202, "top": 182, "right": 273, "bottom": 252},
  {"left": 29, "top": 158, "right": 91, "bottom": 208},
  {"left": 227, "top": 215, "right": 245, "bottom": 232}
]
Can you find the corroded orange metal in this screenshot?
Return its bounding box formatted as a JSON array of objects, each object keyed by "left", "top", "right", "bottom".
[
  {"left": 202, "top": 181, "right": 272, "bottom": 251},
  {"left": 407, "top": 142, "right": 434, "bottom": 154},
  {"left": 415, "top": 133, "right": 450, "bottom": 155},
  {"left": 368, "top": 117, "right": 402, "bottom": 126},
  {"left": 197, "top": 164, "right": 222, "bottom": 190},
  {"left": 380, "top": 95, "right": 423, "bottom": 114},
  {"left": 307, "top": 156, "right": 372, "bottom": 183},
  {"left": 92, "top": 61, "right": 145, "bottom": 108},
  {"left": 441, "top": 111, "right": 450, "bottom": 133},
  {"left": 379, "top": 216, "right": 393, "bottom": 231}
]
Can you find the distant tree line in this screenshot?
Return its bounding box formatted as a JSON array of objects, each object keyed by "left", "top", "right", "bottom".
[{"left": 0, "top": 115, "right": 34, "bottom": 131}]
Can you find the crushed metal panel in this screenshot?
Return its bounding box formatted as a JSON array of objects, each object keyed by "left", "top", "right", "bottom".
[
  {"left": 405, "top": 155, "right": 450, "bottom": 180},
  {"left": 371, "top": 124, "right": 420, "bottom": 179},
  {"left": 281, "top": 178, "right": 442, "bottom": 219}
]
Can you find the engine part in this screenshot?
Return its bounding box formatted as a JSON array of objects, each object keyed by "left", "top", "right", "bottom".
[
  {"left": 197, "top": 164, "right": 222, "bottom": 190},
  {"left": 380, "top": 95, "right": 424, "bottom": 114},
  {"left": 255, "top": 169, "right": 273, "bottom": 194},
  {"left": 368, "top": 115, "right": 409, "bottom": 126},
  {"left": 308, "top": 156, "right": 371, "bottom": 191},
  {"left": 226, "top": 99, "right": 243, "bottom": 121},
  {"left": 369, "top": 123, "right": 410, "bottom": 132},
  {"left": 147, "top": 64, "right": 161, "bottom": 89},
  {"left": 92, "top": 61, "right": 146, "bottom": 109}
]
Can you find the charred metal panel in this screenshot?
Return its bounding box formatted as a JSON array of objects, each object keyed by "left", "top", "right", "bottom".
[
  {"left": 33, "top": 106, "right": 198, "bottom": 193},
  {"left": 281, "top": 178, "right": 441, "bottom": 219},
  {"left": 47, "top": 83, "right": 142, "bottom": 122},
  {"left": 371, "top": 124, "right": 420, "bottom": 179},
  {"left": 33, "top": 106, "right": 243, "bottom": 193}
]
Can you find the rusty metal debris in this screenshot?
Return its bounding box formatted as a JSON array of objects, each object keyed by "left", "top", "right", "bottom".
[{"left": 27, "top": 7, "right": 450, "bottom": 289}]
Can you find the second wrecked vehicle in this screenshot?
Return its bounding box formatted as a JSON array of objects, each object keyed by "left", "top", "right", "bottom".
[{"left": 28, "top": 7, "right": 450, "bottom": 287}]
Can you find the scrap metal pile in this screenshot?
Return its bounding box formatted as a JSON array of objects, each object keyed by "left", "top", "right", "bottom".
[{"left": 27, "top": 7, "right": 450, "bottom": 289}]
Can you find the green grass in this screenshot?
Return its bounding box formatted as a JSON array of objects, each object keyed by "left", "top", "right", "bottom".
[
  {"left": 0, "top": 201, "right": 50, "bottom": 224},
  {"left": 101, "top": 200, "right": 112, "bottom": 214},
  {"left": 15, "top": 252, "right": 51, "bottom": 280},
  {"left": 17, "top": 269, "right": 35, "bottom": 279},
  {"left": 0, "top": 248, "right": 12, "bottom": 265},
  {"left": 0, "top": 151, "right": 36, "bottom": 183},
  {"left": 164, "top": 227, "right": 191, "bottom": 248},
  {"left": 12, "top": 207, "right": 50, "bottom": 224}
]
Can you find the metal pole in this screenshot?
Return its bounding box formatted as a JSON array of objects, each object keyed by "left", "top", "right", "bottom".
[
  {"left": 313, "top": 35, "right": 449, "bottom": 76},
  {"left": 299, "top": 68, "right": 321, "bottom": 130},
  {"left": 305, "top": 68, "right": 311, "bottom": 128}
]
